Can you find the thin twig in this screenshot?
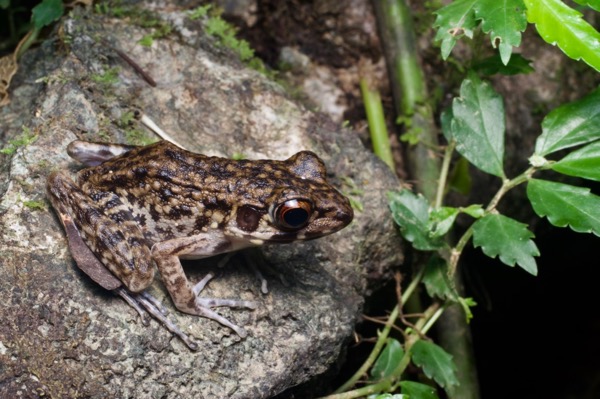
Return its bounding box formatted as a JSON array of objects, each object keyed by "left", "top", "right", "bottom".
[{"left": 102, "top": 39, "right": 157, "bottom": 87}]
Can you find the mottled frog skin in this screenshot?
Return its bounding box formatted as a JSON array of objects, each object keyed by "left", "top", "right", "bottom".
[{"left": 47, "top": 140, "right": 353, "bottom": 340}]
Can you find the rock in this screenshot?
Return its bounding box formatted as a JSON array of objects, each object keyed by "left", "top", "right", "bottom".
[{"left": 0, "top": 3, "right": 402, "bottom": 398}]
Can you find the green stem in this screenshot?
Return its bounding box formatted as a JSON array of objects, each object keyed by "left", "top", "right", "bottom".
[
  {"left": 333, "top": 305, "right": 400, "bottom": 394},
  {"left": 322, "top": 380, "right": 392, "bottom": 399},
  {"left": 435, "top": 140, "right": 456, "bottom": 209},
  {"left": 333, "top": 266, "right": 426, "bottom": 394},
  {"left": 15, "top": 28, "right": 39, "bottom": 60},
  {"left": 360, "top": 78, "right": 395, "bottom": 170},
  {"left": 386, "top": 302, "right": 441, "bottom": 379},
  {"left": 327, "top": 302, "right": 442, "bottom": 399},
  {"left": 421, "top": 303, "right": 447, "bottom": 334},
  {"left": 448, "top": 167, "right": 537, "bottom": 276},
  {"left": 372, "top": 0, "right": 440, "bottom": 200}
]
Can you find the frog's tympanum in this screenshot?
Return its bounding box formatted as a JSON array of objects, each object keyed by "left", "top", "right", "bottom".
[{"left": 47, "top": 140, "right": 353, "bottom": 345}]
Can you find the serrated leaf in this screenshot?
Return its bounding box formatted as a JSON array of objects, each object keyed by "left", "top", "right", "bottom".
[
  {"left": 552, "top": 141, "right": 600, "bottom": 182},
  {"left": 474, "top": 53, "right": 534, "bottom": 76},
  {"left": 400, "top": 381, "right": 439, "bottom": 399},
  {"left": 411, "top": 340, "right": 459, "bottom": 388},
  {"left": 423, "top": 256, "right": 458, "bottom": 301},
  {"left": 527, "top": 179, "right": 600, "bottom": 236},
  {"left": 573, "top": 0, "right": 600, "bottom": 12},
  {"left": 389, "top": 191, "right": 445, "bottom": 251},
  {"left": 534, "top": 87, "right": 600, "bottom": 156},
  {"left": 472, "top": 214, "right": 539, "bottom": 275},
  {"left": 433, "top": 0, "right": 479, "bottom": 59},
  {"left": 428, "top": 207, "right": 459, "bottom": 237},
  {"left": 450, "top": 73, "right": 506, "bottom": 178},
  {"left": 474, "top": 0, "right": 527, "bottom": 64},
  {"left": 371, "top": 339, "right": 405, "bottom": 380},
  {"left": 32, "top": 0, "right": 64, "bottom": 29},
  {"left": 524, "top": 0, "right": 600, "bottom": 72}
]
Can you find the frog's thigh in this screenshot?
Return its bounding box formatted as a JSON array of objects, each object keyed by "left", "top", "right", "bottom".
[
  {"left": 47, "top": 171, "right": 154, "bottom": 292},
  {"left": 151, "top": 235, "right": 229, "bottom": 314}
]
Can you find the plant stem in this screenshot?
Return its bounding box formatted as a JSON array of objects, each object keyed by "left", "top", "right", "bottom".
[
  {"left": 386, "top": 302, "right": 441, "bottom": 379},
  {"left": 372, "top": 0, "right": 440, "bottom": 200},
  {"left": 323, "top": 380, "right": 392, "bottom": 399},
  {"left": 448, "top": 167, "right": 537, "bottom": 276},
  {"left": 326, "top": 302, "right": 442, "bottom": 399},
  {"left": 15, "top": 29, "right": 38, "bottom": 60},
  {"left": 333, "top": 305, "right": 400, "bottom": 394},
  {"left": 435, "top": 140, "right": 456, "bottom": 209},
  {"left": 360, "top": 78, "right": 395, "bottom": 170},
  {"left": 333, "top": 266, "right": 425, "bottom": 394}
]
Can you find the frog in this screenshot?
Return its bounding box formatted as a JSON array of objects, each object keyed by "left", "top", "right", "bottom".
[{"left": 46, "top": 139, "right": 354, "bottom": 348}]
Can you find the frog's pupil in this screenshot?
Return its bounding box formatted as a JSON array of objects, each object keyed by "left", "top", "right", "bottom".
[{"left": 283, "top": 207, "right": 309, "bottom": 227}]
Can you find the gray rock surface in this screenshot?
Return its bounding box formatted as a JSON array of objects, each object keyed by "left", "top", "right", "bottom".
[{"left": 0, "top": 4, "right": 402, "bottom": 398}]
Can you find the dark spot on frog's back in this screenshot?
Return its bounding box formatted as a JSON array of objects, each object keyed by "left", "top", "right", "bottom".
[
  {"left": 164, "top": 146, "right": 188, "bottom": 163},
  {"left": 133, "top": 166, "right": 148, "bottom": 179},
  {"left": 237, "top": 205, "right": 261, "bottom": 232}
]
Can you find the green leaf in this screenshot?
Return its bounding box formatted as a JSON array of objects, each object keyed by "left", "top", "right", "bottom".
[
  {"left": 440, "top": 107, "right": 454, "bottom": 141},
  {"left": 31, "top": 0, "right": 64, "bottom": 29},
  {"left": 461, "top": 204, "right": 485, "bottom": 219},
  {"left": 411, "top": 340, "right": 459, "bottom": 389},
  {"left": 472, "top": 214, "right": 539, "bottom": 275},
  {"left": 0, "top": 0, "right": 10, "bottom": 9},
  {"left": 388, "top": 191, "right": 445, "bottom": 251},
  {"left": 423, "top": 256, "right": 458, "bottom": 301},
  {"left": 433, "top": 0, "right": 478, "bottom": 59},
  {"left": 428, "top": 207, "right": 459, "bottom": 237},
  {"left": 458, "top": 297, "right": 477, "bottom": 323},
  {"left": 450, "top": 73, "right": 506, "bottom": 178},
  {"left": 474, "top": 0, "right": 527, "bottom": 64},
  {"left": 552, "top": 141, "right": 600, "bottom": 182},
  {"left": 527, "top": 179, "right": 600, "bottom": 236},
  {"left": 534, "top": 87, "right": 600, "bottom": 156},
  {"left": 524, "top": 0, "right": 600, "bottom": 72},
  {"left": 399, "top": 381, "right": 439, "bottom": 399},
  {"left": 573, "top": 0, "right": 600, "bottom": 12},
  {"left": 448, "top": 157, "right": 472, "bottom": 195},
  {"left": 474, "top": 53, "right": 534, "bottom": 76},
  {"left": 371, "top": 339, "right": 405, "bottom": 380}
]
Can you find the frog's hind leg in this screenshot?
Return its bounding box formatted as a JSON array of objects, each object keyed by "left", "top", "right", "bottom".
[
  {"left": 47, "top": 171, "right": 201, "bottom": 349},
  {"left": 46, "top": 170, "right": 154, "bottom": 292},
  {"left": 47, "top": 171, "right": 124, "bottom": 290}
]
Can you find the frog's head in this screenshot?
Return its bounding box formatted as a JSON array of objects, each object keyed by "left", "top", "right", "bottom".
[{"left": 232, "top": 151, "right": 354, "bottom": 243}]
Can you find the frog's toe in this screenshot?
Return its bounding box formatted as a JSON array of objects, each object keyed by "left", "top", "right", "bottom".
[
  {"left": 193, "top": 304, "right": 249, "bottom": 338},
  {"left": 195, "top": 296, "right": 257, "bottom": 309}
]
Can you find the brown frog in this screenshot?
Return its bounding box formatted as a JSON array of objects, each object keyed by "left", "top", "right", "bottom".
[{"left": 47, "top": 140, "right": 353, "bottom": 348}]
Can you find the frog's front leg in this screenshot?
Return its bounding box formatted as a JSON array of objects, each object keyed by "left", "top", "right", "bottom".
[{"left": 151, "top": 236, "right": 257, "bottom": 337}]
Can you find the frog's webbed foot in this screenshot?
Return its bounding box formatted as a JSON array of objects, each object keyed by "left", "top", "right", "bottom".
[
  {"left": 191, "top": 272, "right": 257, "bottom": 338},
  {"left": 116, "top": 288, "right": 199, "bottom": 351}
]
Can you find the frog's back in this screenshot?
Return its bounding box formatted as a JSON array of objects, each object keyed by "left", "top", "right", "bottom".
[{"left": 74, "top": 141, "right": 342, "bottom": 243}]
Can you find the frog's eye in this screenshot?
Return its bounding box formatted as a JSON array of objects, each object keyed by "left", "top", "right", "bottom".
[{"left": 274, "top": 199, "right": 312, "bottom": 230}]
